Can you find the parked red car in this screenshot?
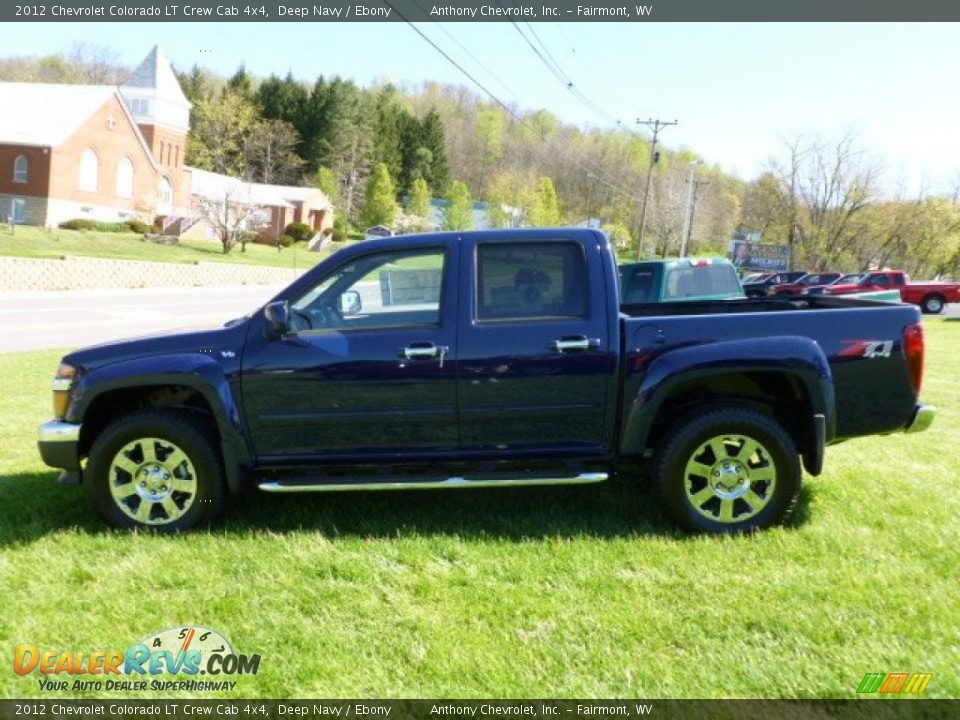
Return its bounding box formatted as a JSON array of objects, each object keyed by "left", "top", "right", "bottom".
[
  {"left": 823, "top": 271, "right": 960, "bottom": 314},
  {"left": 802, "top": 273, "right": 864, "bottom": 295},
  {"left": 768, "top": 272, "right": 844, "bottom": 296}
]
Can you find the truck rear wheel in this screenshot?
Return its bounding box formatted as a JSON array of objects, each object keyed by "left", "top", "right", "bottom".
[
  {"left": 653, "top": 406, "right": 801, "bottom": 533},
  {"left": 921, "top": 294, "right": 944, "bottom": 314},
  {"left": 86, "top": 409, "right": 225, "bottom": 532}
]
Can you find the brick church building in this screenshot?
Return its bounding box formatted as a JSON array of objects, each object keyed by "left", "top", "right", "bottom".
[{"left": 0, "top": 47, "right": 333, "bottom": 244}]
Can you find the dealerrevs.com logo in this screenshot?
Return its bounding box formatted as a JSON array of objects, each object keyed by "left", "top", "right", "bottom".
[
  {"left": 856, "top": 672, "right": 934, "bottom": 694},
  {"left": 15, "top": 626, "right": 261, "bottom": 693}
]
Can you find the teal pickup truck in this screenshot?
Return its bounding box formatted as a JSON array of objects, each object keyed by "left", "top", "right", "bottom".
[{"left": 619, "top": 258, "right": 745, "bottom": 305}]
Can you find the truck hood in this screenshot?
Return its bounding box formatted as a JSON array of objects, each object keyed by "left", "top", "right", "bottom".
[
  {"left": 62, "top": 318, "right": 251, "bottom": 372},
  {"left": 825, "top": 284, "right": 864, "bottom": 293}
]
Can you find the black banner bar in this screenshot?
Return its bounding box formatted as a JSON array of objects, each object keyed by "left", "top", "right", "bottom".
[
  {"left": 0, "top": 700, "right": 957, "bottom": 720},
  {"left": 5, "top": 1, "right": 960, "bottom": 23}
]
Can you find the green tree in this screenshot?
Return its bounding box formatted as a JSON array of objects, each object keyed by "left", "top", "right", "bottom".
[
  {"left": 187, "top": 88, "right": 258, "bottom": 177},
  {"left": 255, "top": 72, "right": 309, "bottom": 161},
  {"left": 486, "top": 170, "right": 531, "bottom": 228},
  {"left": 313, "top": 166, "right": 340, "bottom": 205},
  {"left": 473, "top": 106, "right": 505, "bottom": 189},
  {"left": 528, "top": 176, "right": 562, "bottom": 226},
  {"left": 602, "top": 222, "right": 634, "bottom": 254},
  {"left": 443, "top": 180, "right": 474, "bottom": 231},
  {"left": 419, "top": 109, "right": 451, "bottom": 193},
  {"left": 244, "top": 118, "right": 305, "bottom": 185},
  {"left": 372, "top": 85, "right": 411, "bottom": 187},
  {"left": 256, "top": 72, "right": 308, "bottom": 124},
  {"left": 361, "top": 163, "right": 398, "bottom": 228},
  {"left": 304, "top": 77, "right": 373, "bottom": 219},
  {"left": 177, "top": 64, "right": 220, "bottom": 106},
  {"left": 408, "top": 177, "right": 432, "bottom": 219},
  {"left": 227, "top": 63, "right": 253, "bottom": 101}
]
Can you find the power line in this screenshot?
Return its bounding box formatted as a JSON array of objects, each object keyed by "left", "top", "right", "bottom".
[
  {"left": 506, "top": 15, "right": 626, "bottom": 127},
  {"left": 383, "top": 4, "right": 639, "bottom": 199},
  {"left": 408, "top": 0, "right": 523, "bottom": 104}
]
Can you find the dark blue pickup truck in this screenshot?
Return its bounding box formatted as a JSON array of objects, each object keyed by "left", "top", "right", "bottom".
[{"left": 38, "top": 229, "right": 935, "bottom": 534}]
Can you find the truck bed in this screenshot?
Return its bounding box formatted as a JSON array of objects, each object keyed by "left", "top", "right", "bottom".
[{"left": 620, "top": 296, "right": 922, "bottom": 441}]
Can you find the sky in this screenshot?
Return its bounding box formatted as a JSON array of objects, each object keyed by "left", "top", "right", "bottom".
[{"left": 5, "top": 21, "right": 960, "bottom": 196}]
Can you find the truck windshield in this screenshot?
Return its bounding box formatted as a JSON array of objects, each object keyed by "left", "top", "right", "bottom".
[{"left": 663, "top": 264, "right": 743, "bottom": 300}]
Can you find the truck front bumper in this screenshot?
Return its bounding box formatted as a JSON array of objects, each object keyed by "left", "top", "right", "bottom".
[
  {"left": 37, "top": 420, "right": 83, "bottom": 484},
  {"left": 905, "top": 404, "right": 936, "bottom": 434}
]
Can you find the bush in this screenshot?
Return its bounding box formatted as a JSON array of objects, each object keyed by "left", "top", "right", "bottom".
[
  {"left": 94, "top": 221, "right": 128, "bottom": 232},
  {"left": 331, "top": 227, "right": 347, "bottom": 243},
  {"left": 58, "top": 218, "right": 148, "bottom": 233},
  {"left": 124, "top": 219, "right": 152, "bottom": 235},
  {"left": 58, "top": 219, "right": 95, "bottom": 231},
  {"left": 284, "top": 222, "right": 314, "bottom": 244},
  {"left": 278, "top": 234, "right": 296, "bottom": 248}
]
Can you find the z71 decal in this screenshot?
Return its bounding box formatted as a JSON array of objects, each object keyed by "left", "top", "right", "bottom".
[{"left": 839, "top": 339, "right": 894, "bottom": 358}]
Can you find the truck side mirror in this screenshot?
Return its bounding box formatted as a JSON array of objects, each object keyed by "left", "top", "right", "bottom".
[{"left": 264, "top": 301, "right": 290, "bottom": 336}]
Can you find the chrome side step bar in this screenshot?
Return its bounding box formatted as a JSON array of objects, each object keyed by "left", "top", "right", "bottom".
[{"left": 259, "top": 472, "right": 608, "bottom": 493}]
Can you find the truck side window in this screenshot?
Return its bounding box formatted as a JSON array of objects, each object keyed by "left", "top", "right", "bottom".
[
  {"left": 291, "top": 248, "right": 445, "bottom": 331},
  {"left": 623, "top": 270, "right": 655, "bottom": 304},
  {"left": 476, "top": 242, "right": 587, "bottom": 321},
  {"left": 871, "top": 275, "right": 890, "bottom": 288}
]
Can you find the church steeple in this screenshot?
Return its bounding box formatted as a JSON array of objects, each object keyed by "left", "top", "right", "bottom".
[
  {"left": 120, "top": 45, "right": 191, "bottom": 133},
  {"left": 119, "top": 46, "right": 191, "bottom": 170}
]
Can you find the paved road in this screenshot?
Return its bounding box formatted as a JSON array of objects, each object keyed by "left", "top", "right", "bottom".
[
  {"left": 0, "top": 285, "right": 285, "bottom": 353},
  {"left": 944, "top": 302, "right": 960, "bottom": 320}
]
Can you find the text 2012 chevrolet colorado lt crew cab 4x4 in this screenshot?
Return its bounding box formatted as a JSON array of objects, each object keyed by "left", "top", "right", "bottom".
[{"left": 38, "top": 229, "right": 935, "bottom": 534}]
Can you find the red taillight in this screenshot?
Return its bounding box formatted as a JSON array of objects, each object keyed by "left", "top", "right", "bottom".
[{"left": 903, "top": 323, "right": 924, "bottom": 394}]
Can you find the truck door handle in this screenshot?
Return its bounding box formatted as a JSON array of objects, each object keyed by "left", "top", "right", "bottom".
[
  {"left": 403, "top": 342, "right": 450, "bottom": 367},
  {"left": 552, "top": 336, "right": 599, "bottom": 352}
]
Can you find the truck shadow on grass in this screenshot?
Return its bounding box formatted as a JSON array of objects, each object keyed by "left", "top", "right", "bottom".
[{"left": 0, "top": 470, "right": 815, "bottom": 545}]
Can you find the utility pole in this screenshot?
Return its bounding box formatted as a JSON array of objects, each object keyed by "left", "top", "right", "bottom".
[
  {"left": 636, "top": 117, "right": 678, "bottom": 260},
  {"left": 680, "top": 161, "right": 706, "bottom": 257}
]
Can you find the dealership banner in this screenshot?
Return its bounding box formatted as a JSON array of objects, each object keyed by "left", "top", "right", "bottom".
[
  {"left": 5, "top": 1, "right": 960, "bottom": 22},
  {"left": 731, "top": 241, "right": 791, "bottom": 272},
  {"left": 0, "top": 700, "right": 956, "bottom": 719}
]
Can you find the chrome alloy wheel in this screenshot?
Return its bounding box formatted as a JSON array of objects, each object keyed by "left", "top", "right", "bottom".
[
  {"left": 108, "top": 437, "right": 198, "bottom": 525},
  {"left": 683, "top": 434, "right": 777, "bottom": 524}
]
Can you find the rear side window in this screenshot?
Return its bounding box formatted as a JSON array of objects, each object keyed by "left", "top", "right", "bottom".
[
  {"left": 621, "top": 267, "right": 658, "bottom": 304},
  {"left": 477, "top": 242, "right": 587, "bottom": 321}
]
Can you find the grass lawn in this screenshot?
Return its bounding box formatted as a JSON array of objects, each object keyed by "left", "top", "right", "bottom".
[
  {"left": 0, "top": 225, "right": 337, "bottom": 270},
  {"left": 0, "top": 321, "right": 957, "bottom": 699}
]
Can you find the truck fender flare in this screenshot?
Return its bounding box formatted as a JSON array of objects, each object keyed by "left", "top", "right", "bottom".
[
  {"left": 621, "top": 336, "right": 834, "bottom": 475},
  {"left": 75, "top": 354, "right": 250, "bottom": 494}
]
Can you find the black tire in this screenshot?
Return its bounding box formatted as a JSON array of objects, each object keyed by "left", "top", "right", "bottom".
[
  {"left": 921, "top": 294, "right": 945, "bottom": 315},
  {"left": 652, "top": 406, "right": 801, "bottom": 534},
  {"left": 86, "top": 408, "right": 225, "bottom": 532}
]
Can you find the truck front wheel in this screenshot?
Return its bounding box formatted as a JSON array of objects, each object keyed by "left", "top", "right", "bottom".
[
  {"left": 86, "top": 409, "right": 225, "bottom": 532},
  {"left": 653, "top": 407, "right": 801, "bottom": 533}
]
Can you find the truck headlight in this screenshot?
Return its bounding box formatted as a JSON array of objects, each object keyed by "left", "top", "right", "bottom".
[{"left": 52, "top": 362, "right": 76, "bottom": 419}]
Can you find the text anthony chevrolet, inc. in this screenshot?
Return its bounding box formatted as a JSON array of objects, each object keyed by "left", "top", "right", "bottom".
[{"left": 429, "top": 5, "right": 653, "bottom": 18}]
